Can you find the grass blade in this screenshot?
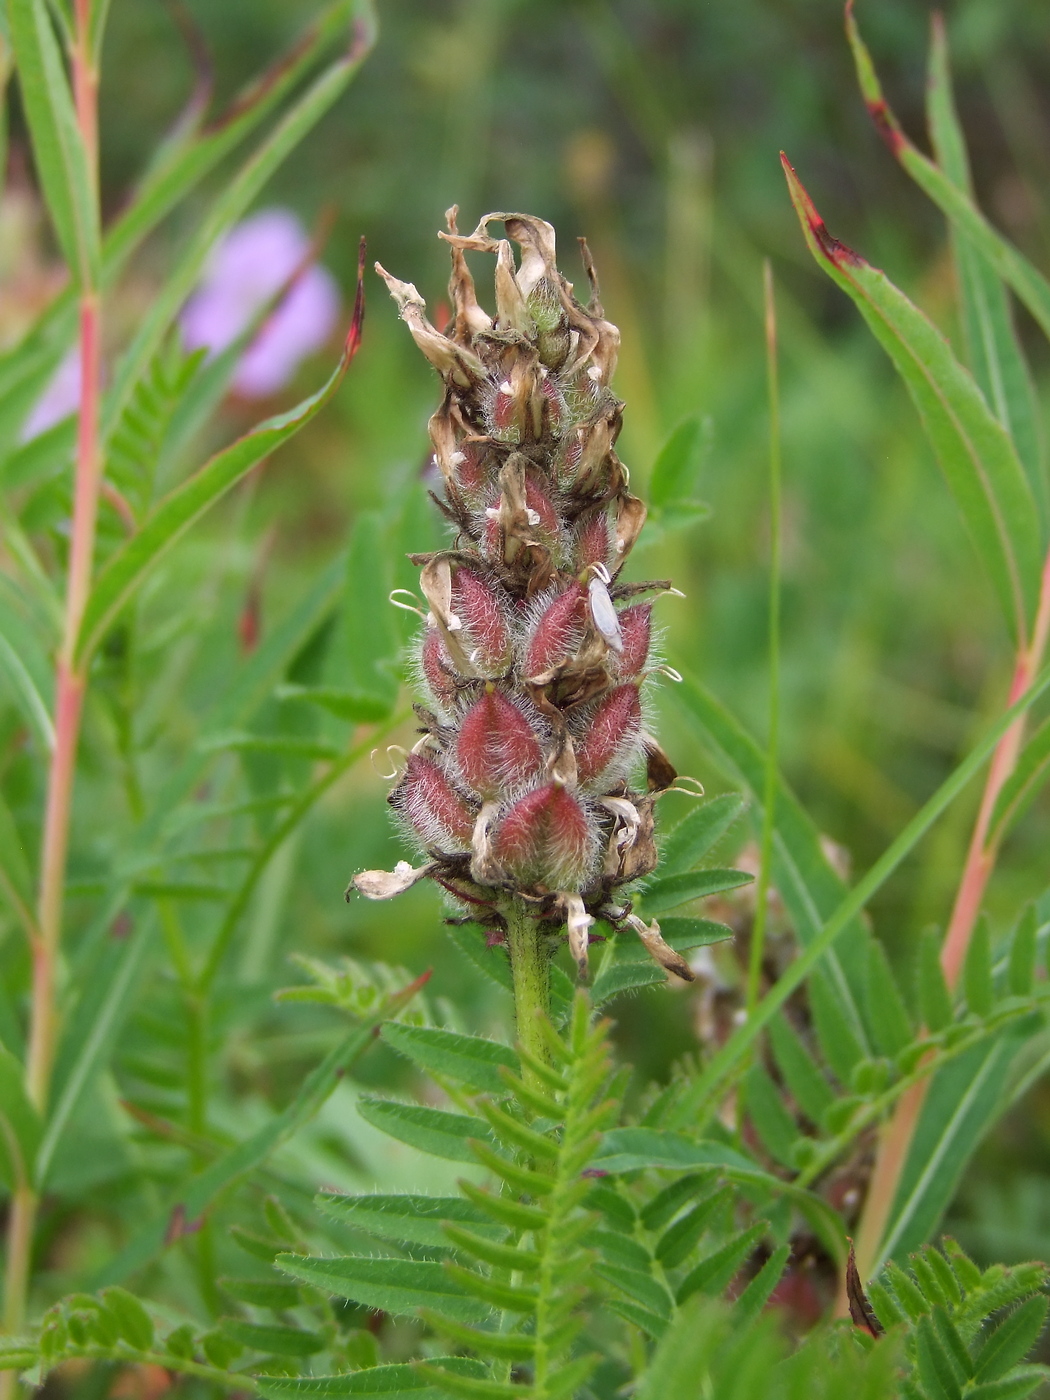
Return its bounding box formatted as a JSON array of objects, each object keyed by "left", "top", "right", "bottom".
[
  {"left": 782, "top": 153, "right": 1041, "bottom": 646},
  {"left": 8, "top": 0, "right": 99, "bottom": 286},
  {"left": 925, "top": 14, "right": 1046, "bottom": 531}
]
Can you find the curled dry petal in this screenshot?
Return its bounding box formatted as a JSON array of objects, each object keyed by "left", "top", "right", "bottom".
[
  {"left": 563, "top": 892, "right": 594, "bottom": 979},
  {"left": 625, "top": 913, "right": 694, "bottom": 983},
  {"left": 351, "top": 860, "right": 436, "bottom": 901},
  {"left": 374, "top": 262, "right": 485, "bottom": 386}
]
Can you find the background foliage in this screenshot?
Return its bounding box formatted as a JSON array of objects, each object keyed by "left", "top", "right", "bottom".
[{"left": 4, "top": 0, "right": 1050, "bottom": 1395}]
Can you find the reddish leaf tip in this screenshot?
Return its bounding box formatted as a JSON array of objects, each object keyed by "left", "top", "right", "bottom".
[
  {"left": 343, "top": 235, "right": 367, "bottom": 361},
  {"left": 865, "top": 99, "right": 906, "bottom": 156},
  {"left": 780, "top": 154, "right": 864, "bottom": 270}
]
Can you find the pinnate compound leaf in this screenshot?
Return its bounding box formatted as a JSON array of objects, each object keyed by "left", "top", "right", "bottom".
[
  {"left": 8, "top": 0, "right": 99, "bottom": 286},
  {"left": 380, "top": 1024, "right": 516, "bottom": 1094},
  {"left": 676, "top": 1222, "right": 768, "bottom": 1304},
  {"left": 276, "top": 1254, "right": 492, "bottom": 1325},
  {"left": 255, "top": 1359, "right": 487, "bottom": 1399},
  {"left": 77, "top": 303, "right": 363, "bottom": 668},
  {"left": 0, "top": 1043, "right": 41, "bottom": 1191},
  {"left": 638, "top": 868, "right": 753, "bottom": 917},
  {"left": 356, "top": 1097, "right": 495, "bottom": 1163},
  {"left": 782, "top": 153, "right": 1041, "bottom": 646}
]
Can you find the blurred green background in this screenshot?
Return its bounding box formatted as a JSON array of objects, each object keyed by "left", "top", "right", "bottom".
[{"left": 10, "top": 0, "right": 1050, "bottom": 1290}]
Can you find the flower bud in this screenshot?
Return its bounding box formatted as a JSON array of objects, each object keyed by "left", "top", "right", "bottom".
[
  {"left": 524, "top": 584, "right": 587, "bottom": 680},
  {"left": 392, "top": 753, "right": 476, "bottom": 849}
]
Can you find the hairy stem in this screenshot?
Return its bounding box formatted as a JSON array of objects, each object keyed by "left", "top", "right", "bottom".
[
  {"left": 1, "top": 0, "right": 101, "bottom": 1367},
  {"left": 505, "top": 902, "right": 552, "bottom": 1076},
  {"left": 853, "top": 545, "right": 1050, "bottom": 1283}
]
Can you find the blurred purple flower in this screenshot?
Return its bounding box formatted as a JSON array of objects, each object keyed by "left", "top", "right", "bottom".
[
  {"left": 20, "top": 348, "right": 81, "bottom": 441},
  {"left": 180, "top": 207, "right": 340, "bottom": 398}
]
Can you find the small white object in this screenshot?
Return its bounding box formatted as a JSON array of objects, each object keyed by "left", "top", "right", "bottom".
[
  {"left": 449, "top": 450, "right": 466, "bottom": 466},
  {"left": 499, "top": 380, "right": 512, "bottom": 394},
  {"left": 525, "top": 508, "right": 541, "bottom": 526},
  {"left": 586, "top": 365, "right": 602, "bottom": 382},
  {"left": 446, "top": 611, "right": 462, "bottom": 632},
  {"left": 588, "top": 575, "right": 623, "bottom": 653}
]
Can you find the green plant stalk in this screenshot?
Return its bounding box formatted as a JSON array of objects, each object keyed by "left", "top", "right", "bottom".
[
  {"left": 505, "top": 902, "right": 552, "bottom": 1078},
  {"left": 746, "top": 259, "right": 782, "bottom": 1014},
  {"left": 853, "top": 543, "right": 1050, "bottom": 1282},
  {"left": 2, "top": 0, "right": 101, "bottom": 1368}
]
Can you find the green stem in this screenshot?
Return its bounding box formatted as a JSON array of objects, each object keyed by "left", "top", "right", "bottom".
[{"left": 504, "top": 901, "right": 551, "bottom": 1074}]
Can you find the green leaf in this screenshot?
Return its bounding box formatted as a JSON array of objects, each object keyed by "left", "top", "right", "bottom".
[
  {"left": 0, "top": 786, "right": 36, "bottom": 941},
  {"left": 380, "top": 1025, "right": 516, "bottom": 1095},
  {"left": 658, "top": 793, "right": 747, "bottom": 876},
  {"left": 592, "top": 959, "right": 668, "bottom": 1005},
  {"left": 220, "top": 1320, "right": 323, "bottom": 1357},
  {"left": 655, "top": 1186, "right": 730, "bottom": 1269},
  {"left": 0, "top": 1043, "right": 41, "bottom": 1191},
  {"left": 276, "top": 1254, "right": 492, "bottom": 1325},
  {"left": 742, "top": 1063, "right": 799, "bottom": 1168},
  {"left": 77, "top": 324, "right": 362, "bottom": 667},
  {"left": 915, "top": 1314, "right": 963, "bottom": 1400},
  {"left": 965, "top": 1372, "right": 1050, "bottom": 1400},
  {"left": 809, "top": 967, "right": 866, "bottom": 1082},
  {"left": 595, "top": 1261, "right": 673, "bottom": 1320},
  {"left": 444, "top": 926, "right": 513, "bottom": 996},
  {"left": 99, "top": 1287, "right": 154, "bottom": 1351},
  {"left": 767, "top": 1013, "right": 835, "bottom": 1126},
  {"left": 638, "top": 867, "right": 753, "bottom": 917},
  {"left": 255, "top": 1359, "right": 487, "bottom": 1399},
  {"left": 640, "top": 1173, "right": 715, "bottom": 1232},
  {"left": 8, "top": 0, "right": 99, "bottom": 286},
  {"left": 989, "top": 717, "right": 1050, "bottom": 846},
  {"left": 356, "top": 1097, "right": 495, "bottom": 1163},
  {"left": 676, "top": 1222, "right": 767, "bottom": 1303},
  {"left": 974, "top": 1297, "right": 1049, "bottom": 1382},
  {"left": 782, "top": 155, "right": 1041, "bottom": 645},
  {"left": 864, "top": 940, "right": 914, "bottom": 1058},
  {"left": 1007, "top": 907, "right": 1038, "bottom": 998},
  {"left": 634, "top": 1295, "right": 725, "bottom": 1400},
  {"left": 963, "top": 915, "right": 995, "bottom": 1018},
  {"left": 0, "top": 582, "right": 54, "bottom": 752},
  {"left": 925, "top": 16, "right": 1047, "bottom": 530},
  {"left": 218, "top": 1278, "right": 301, "bottom": 1309},
  {"left": 333, "top": 510, "right": 398, "bottom": 718},
  {"left": 733, "top": 1243, "right": 790, "bottom": 1330},
  {"left": 315, "top": 1193, "right": 500, "bottom": 1250},
  {"left": 649, "top": 415, "right": 707, "bottom": 509},
  {"left": 94, "top": 972, "right": 426, "bottom": 1286},
  {"left": 657, "top": 917, "right": 735, "bottom": 951},
  {"left": 917, "top": 928, "right": 955, "bottom": 1032}
]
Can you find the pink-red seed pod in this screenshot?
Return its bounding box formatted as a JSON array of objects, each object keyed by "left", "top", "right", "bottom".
[
  {"left": 575, "top": 684, "right": 642, "bottom": 786},
  {"left": 525, "top": 475, "right": 560, "bottom": 539},
  {"left": 451, "top": 568, "right": 510, "bottom": 672},
  {"left": 524, "top": 583, "right": 587, "bottom": 678},
  {"left": 616, "top": 604, "right": 653, "bottom": 678},
  {"left": 456, "top": 686, "right": 543, "bottom": 798},
  {"left": 453, "top": 443, "right": 487, "bottom": 499},
  {"left": 396, "top": 753, "right": 476, "bottom": 846},
  {"left": 421, "top": 626, "right": 462, "bottom": 700},
  {"left": 493, "top": 781, "right": 593, "bottom": 887},
  {"left": 576, "top": 511, "right": 612, "bottom": 572}
]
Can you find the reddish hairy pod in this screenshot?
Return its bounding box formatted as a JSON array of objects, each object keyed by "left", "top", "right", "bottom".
[
  {"left": 451, "top": 568, "right": 511, "bottom": 674},
  {"left": 493, "top": 781, "right": 594, "bottom": 888},
  {"left": 575, "top": 684, "right": 642, "bottom": 788},
  {"left": 393, "top": 754, "right": 476, "bottom": 847},
  {"left": 455, "top": 686, "right": 543, "bottom": 798},
  {"left": 524, "top": 584, "right": 587, "bottom": 679},
  {"left": 616, "top": 604, "right": 652, "bottom": 678}
]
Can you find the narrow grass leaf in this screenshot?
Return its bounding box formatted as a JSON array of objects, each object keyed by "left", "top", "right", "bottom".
[
  {"left": 925, "top": 15, "right": 1047, "bottom": 528},
  {"left": 380, "top": 1024, "right": 516, "bottom": 1094},
  {"left": 783, "top": 153, "right": 1041, "bottom": 644},
  {"left": 8, "top": 0, "right": 99, "bottom": 285}
]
